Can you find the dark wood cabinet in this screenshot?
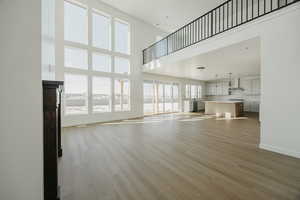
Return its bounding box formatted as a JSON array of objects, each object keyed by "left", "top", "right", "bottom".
[{"left": 43, "top": 80, "right": 63, "bottom": 200}]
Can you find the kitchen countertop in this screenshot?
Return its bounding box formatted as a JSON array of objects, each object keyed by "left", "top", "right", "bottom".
[{"left": 204, "top": 101, "right": 243, "bottom": 104}]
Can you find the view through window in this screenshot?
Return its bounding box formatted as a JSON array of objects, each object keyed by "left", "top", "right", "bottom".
[{"left": 143, "top": 81, "right": 181, "bottom": 115}]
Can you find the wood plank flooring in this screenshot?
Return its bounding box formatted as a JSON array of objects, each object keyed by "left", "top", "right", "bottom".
[{"left": 61, "top": 113, "right": 300, "bottom": 200}]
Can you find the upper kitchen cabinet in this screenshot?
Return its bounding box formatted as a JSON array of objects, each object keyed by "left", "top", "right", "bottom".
[
  {"left": 241, "top": 79, "right": 252, "bottom": 95},
  {"left": 252, "top": 79, "right": 261, "bottom": 95},
  {"left": 206, "top": 81, "right": 230, "bottom": 96},
  {"left": 241, "top": 78, "right": 260, "bottom": 95}
]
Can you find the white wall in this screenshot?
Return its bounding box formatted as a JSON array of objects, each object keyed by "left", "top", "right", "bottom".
[
  {"left": 260, "top": 7, "right": 300, "bottom": 158},
  {"left": 149, "top": 4, "right": 300, "bottom": 158},
  {"left": 56, "top": 0, "right": 166, "bottom": 127},
  {"left": 0, "top": 0, "right": 43, "bottom": 199}
]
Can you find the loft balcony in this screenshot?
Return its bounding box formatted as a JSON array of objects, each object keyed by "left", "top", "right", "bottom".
[{"left": 142, "top": 0, "right": 299, "bottom": 65}]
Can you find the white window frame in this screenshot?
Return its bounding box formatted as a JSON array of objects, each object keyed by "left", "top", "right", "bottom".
[
  {"left": 64, "top": 73, "right": 89, "bottom": 116},
  {"left": 63, "top": 0, "right": 132, "bottom": 117},
  {"left": 143, "top": 80, "right": 181, "bottom": 115},
  {"left": 64, "top": 0, "right": 88, "bottom": 45},
  {"left": 114, "top": 18, "right": 131, "bottom": 55},
  {"left": 92, "top": 9, "right": 112, "bottom": 51},
  {"left": 92, "top": 76, "right": 112, "bottom": 113}
]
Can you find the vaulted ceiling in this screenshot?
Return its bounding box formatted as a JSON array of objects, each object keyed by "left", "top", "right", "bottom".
[{"left": 100, "top": 0, "right": 226, "bottom": 32}]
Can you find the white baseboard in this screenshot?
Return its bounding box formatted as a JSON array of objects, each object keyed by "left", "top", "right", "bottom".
[{"left": 259, "top": 143, "right": 300, "bottom": 159}]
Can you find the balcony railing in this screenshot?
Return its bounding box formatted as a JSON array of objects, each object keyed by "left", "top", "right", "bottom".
[{"left": 143, "top": 0, "right": 299, "bottom": 64}]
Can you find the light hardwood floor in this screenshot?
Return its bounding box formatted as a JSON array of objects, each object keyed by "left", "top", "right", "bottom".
[{"left": 61, "top": 113, "right": 300, "bottom": 200}]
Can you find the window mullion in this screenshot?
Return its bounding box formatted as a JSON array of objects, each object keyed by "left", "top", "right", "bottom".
[
  {"left": 111, "top": 78, "right": 115, "bottom": 112},
  {"left": 88, "top": 7, "right": 93, "bottom": 115},
  {"left": 121, "top": 80, "right": 124, "bottom": 111}
]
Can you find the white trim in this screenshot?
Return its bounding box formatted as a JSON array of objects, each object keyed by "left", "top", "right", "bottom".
[
  {"left": 259, "top": 143, "right": 300, "bottom": 159},
  {"left": 64, "top": 0, "right": 87, "bottom": 9}
]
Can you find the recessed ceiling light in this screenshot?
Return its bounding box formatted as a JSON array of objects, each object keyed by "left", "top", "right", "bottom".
[{"left": 196, "top": 66, "right": 206, "bottom": 70}]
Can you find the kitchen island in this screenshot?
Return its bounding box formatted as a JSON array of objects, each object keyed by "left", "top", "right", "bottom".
[{"left": 204, "top": 101, "right": 244, "bottom": 118}]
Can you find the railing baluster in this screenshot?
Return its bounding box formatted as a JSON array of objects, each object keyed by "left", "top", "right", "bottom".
[
  {"left": 215, "top": 10, "right": 217, "bottom": 33},
  {"left": 204, "top": 15, "right": 206, "bottom": 38},
  {"left": 210, "top": 12, "right": 213, "bottom": 37},
  {"left": 195, "top": 22, "right": 197, "bottom": 42},
  {"left": 252, "top": 0, "right": 254, "bottom": 18},
  {"left": 227, "top": 3, "right": 229, "bottom": 29},
  {"left": 198, "top": 17, "right": 200, "bottom": 41},
  {"left": 231, "top": 0, "right": 234, "bottom": 27},
  {"left": 189, "top": 24, "right": 191, "bottom": 45},
  {"left": 271, "top": 0, "right": 273, "bottom": 11},
  {"left": 177, "top": 31, "right": 179, "bottom": 50},
  {"left": 179, "top": 29, "right": 182, "bottom": 49},
  {"left": 175, "top": 33, "right": 177, "bottom": 51},
  {"left": 184, "top": 27, "right": 187, "bottom": 47},
  {"left": 193, "top": 22, "right": 195, "bottom": 43},
  {"left": 258, "top": 0, "right": 260, "bottom": 16},
  {"left": 241, "top": 0, "right": 243, "bottom": 23},
  {"left": 219, "top": 7, "right": 221, "bottom": 32},
  {"left": 223, "top": 5, "right": 225, "bottom": 31}
]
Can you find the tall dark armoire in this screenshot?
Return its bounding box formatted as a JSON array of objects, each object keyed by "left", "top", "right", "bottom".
[{"left": 42, "top": 80, "right": 64, "bottom": 200}]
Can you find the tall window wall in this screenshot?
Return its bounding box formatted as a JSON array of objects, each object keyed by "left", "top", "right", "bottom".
[
  {"left": 63, "top": 0, "right": 131, "bottom": 115},
  {"left": 143, "top": 81, "right": 180, "bottom": 115}
]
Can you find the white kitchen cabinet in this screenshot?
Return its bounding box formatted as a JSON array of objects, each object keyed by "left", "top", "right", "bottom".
[
  {"left": 206, "top": 82, "right": 229, "bottom": 96},
  {"left": 241, "top": 79, "right": 252, "bottom": 95},
  {"left": 216, "top": 82, "right": 223, "bottom": 95},
  {"left": 207, "top": 83, "right": 216, "bottom": 96},
  {"left": 252, "top": 79, "right": 261, "bottom": 95},
  {"left": 241, "top": 78, "right": 260, "bottom": 95},
  {"left": 222, "top": 81, "right": 229, "bottom": 95}
]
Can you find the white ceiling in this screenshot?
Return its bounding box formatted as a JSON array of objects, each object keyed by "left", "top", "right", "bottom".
[
  {"left": 100, "top": 0, "right": 226, "bottom": 32},
  {"left": 144, "top": 38, "right": 261, "bottom": 81}
]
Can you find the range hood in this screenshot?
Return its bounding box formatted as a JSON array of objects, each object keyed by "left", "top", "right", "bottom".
[{"left": 229, "top": 78, "right": 244, "bottom": 91}]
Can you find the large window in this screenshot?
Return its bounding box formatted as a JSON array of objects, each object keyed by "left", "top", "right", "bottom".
[
  {"left": 185, "top": 85, "right": 191, "bottom": 98},
  {"left": 143, "top": 82, "right": 155, "bottom": 114},
  {"left": 92, "top": 77, "right": 111, "bottom": 112},
  {"left": 143, "top": 81, "right": 181, "bottom": 115},
  {"left": 191, "top": 85, "right": 197, "bottom": 99},
  {"left": 63, "top": 1, "right": 131, "bottom": 116},
  {"left": 92, "top": 52, "right": 111, "bottom": 72},
  {"left": 197, "top": 85, "right": 202, "bottom": 98},
  {"left": 92, "top": 11, "right": 111, "bottom": 50},
  {"left": 115, "top": 19, "right": 130, "bottom": 54},
  {"left": 158, "top": 84, "right": 164, "bottom": 113},
  {"left": 64, "top": 1, "right": 87, "bottom": 44},
  {"left": 64, "top": 46, "right": 88, "bottom": 69},
  {"left": 185, "top": 84, "right": 202, "bottom": 99},
  {"left": 164, "top": 84, "right": 173, "bottom": 112},
  {"left": 115, "top": 79, "right": 130, "bottom": 111},
  {"left": 173, "top": 84, "right": 179, "bottom": 112},
  {"left": 114, "top": 57, "right": 130, "bottom": 75},
  {"left": 64, "top": 74, "right": 88, "bottom": 115}
]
